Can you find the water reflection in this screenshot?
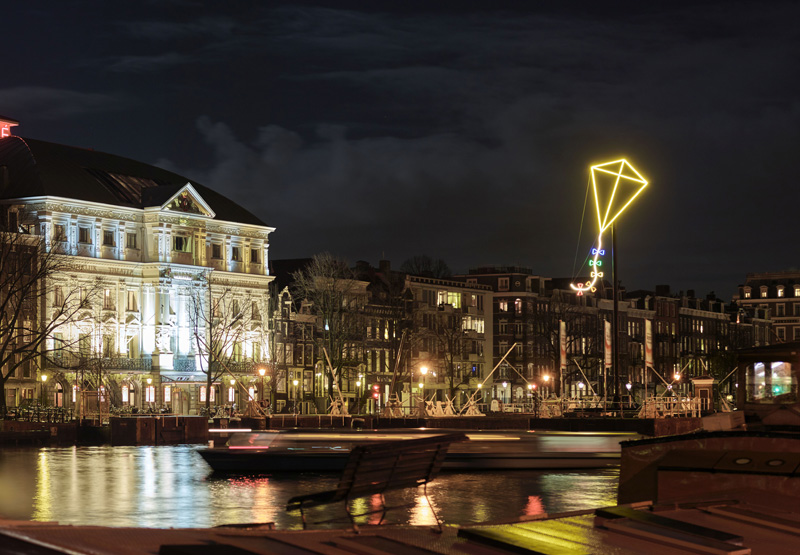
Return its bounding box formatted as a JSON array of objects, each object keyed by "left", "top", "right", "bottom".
[{"left": 0, "top": 446, "right": 618, "bottom": 529}]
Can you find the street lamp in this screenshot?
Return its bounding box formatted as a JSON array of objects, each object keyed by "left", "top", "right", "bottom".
[
  {"left": 258, "top": 366, "right": 267, "bottom": 401},
  {"left": 41, "top": 374, "right": 48, "bottom": 406},
  {"left": 292, "top": 379, "right": 299, "bottom": 414}
]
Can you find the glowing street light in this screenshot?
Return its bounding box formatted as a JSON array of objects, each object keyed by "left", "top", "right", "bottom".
[
  {"left": 257, "top": 366, "right": 267, "bottom": 403},
  {"left": 40, "top": 374, "right": 48, "bottom": 406}
]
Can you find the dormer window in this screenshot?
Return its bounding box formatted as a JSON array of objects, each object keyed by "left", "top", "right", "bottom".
[
  {"left": 743, "top": 288, "right": 751, "bottom": 299},
  {"left": 777, "top": 286, "right": 785, "bottom": 298},
  {"left": 760, "top": 287, "right": 768, "bottom": 298},
  {"left": 795, "top": 285, "right": 800, "bottom": 297}
]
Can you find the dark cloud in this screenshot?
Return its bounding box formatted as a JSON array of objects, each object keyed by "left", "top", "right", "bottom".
[
  {"left": 106, "top": 53, "right": 195, "bottom": 73},
  {"left": 4, "top": 1, "right": 800, "bottom": 298},
  {"left": 0, "top": 87, "right": 129, "bottom": 119}
]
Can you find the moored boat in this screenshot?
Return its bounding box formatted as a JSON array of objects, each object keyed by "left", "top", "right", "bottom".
[{"left": 198, "top": 428, "right": 634, "bottom": 472}]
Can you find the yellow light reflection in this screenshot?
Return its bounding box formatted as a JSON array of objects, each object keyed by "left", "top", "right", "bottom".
[
  {"left": 572, "top": 159, "right": 648, "bottom": 294},
  {"left": 32, "top": 450, "right": 52, "bottom": 521}
]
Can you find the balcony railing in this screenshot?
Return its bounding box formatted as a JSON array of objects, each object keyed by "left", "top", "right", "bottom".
[
  {"left": 44, "top": 355, "right": 152, "bottom": 372},
  {"left": 173, "top": 357, "right": 196, "bottom": 372}
]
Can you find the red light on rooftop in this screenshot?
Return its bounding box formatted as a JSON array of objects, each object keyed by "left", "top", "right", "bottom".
[{"left": 0, "top": 116, "right": 19, "bottom": 138}]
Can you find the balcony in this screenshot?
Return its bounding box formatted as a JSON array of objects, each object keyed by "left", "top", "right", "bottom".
[{"left": 44, "top": 355, "right": 152, "bottom": 372}]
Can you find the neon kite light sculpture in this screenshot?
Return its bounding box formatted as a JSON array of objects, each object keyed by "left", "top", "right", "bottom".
[{"left": 571, "top": 159, "right": 648, "bottom": 295}]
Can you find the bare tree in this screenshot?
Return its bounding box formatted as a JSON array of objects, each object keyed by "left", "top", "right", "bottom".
[
  {"left": 400, "top": 255, "right": 452, "bottom": 279},
  {"left": 0, "top": 208, "right": 98, "bottom": 417},
  {"left": 188, "top": 281, "right": 258, "bottom": 414},
  {"left": 425, "top": 305, "right": 470, "bottom": 402},
  {"left": 291, "top": 253, "right": 367, "bottom": 401},
  {"left": 526, "top": 292, "right": 600, "bottom": 396}
]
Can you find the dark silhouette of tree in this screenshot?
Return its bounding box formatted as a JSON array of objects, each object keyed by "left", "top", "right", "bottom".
[
  {"left": 400, "top": 255, "right": 451, "bottom": 279},
  {"left": 0, "top": 208, "right": 98, "bottom": 417}
]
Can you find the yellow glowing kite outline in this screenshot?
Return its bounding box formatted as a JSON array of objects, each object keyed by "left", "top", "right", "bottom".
[{"left": 571, "top": 159, "right": 648, "bottom": 295}]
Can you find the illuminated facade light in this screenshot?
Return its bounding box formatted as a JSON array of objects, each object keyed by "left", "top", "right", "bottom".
[{"left": 572, "top": 159, "right": 648, "bottom": 294}]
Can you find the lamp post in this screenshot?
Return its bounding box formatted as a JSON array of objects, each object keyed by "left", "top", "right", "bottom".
[
  {"left": 420, "top": 366, "right": 428, "bottom": 404},
  {"left": 355, "top": 379, "right": 362, "bottom": 414},
  {"left": 292, "top": 379, "right": 299, "bottom": 414},
  {"left": 258, "top": 366, "right": 266, "bottom": 402},
  {"left": 41, "top": 374, "right": 48, "bottom": 406}
]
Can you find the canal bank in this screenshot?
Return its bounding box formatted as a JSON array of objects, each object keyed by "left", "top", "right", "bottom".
[{"left": 1, "top": 414, "right": 702, "bottom": 446}]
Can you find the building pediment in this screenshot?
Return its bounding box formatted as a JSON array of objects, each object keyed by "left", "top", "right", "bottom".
[{"left": 161, "top": 184, "right": 215, "bottom": 218}]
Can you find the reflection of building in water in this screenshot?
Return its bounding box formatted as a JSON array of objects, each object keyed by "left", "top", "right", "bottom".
[{"left": 0, "top": 126, "right": 275, "bottom": 414}]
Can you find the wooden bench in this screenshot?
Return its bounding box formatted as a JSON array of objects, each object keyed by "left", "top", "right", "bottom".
[{"left": 286, "top": 432, "right": 467, "bottom": 531}]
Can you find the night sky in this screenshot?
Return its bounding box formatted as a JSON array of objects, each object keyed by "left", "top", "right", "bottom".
[{"left": 3, "top": 1, "right": 798, "bottom": 299}]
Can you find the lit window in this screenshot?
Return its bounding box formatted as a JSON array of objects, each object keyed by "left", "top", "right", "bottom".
[
  {"left": 103, "top": 230, "right": 114, "bottom": 246},
  {"left": 761, "top": 290, "right": 768, "bottom": 298},
  {"left": 104, "top": 289, "right": 114, "bottom": 310},
  {"left": 173, "top": 235, "right": 189, "bottom": 252},
  {"left": 210, "top": 387, "right": 216, "bottom": 402},
  {"left": 795, "top": 286, "right": 800, "bottom": 297},
  {"left": 248, "top": 386, "right": 255, "bottom": 400},
  {"left": 72, "top": 385, "right": 78, "bottom": 403},
  {"left": 228, "top": 387, "right": 235, "bottom": 402},
  {"left": 200, "top": 386, "right": 207, "bottom": 403},
  {"left": 146, "top": 386, "right": 155, "bottom": 403},
  {"left": 164, "top": 386, "right": 171, "bottom": 403},
  {"left": 515, "top": 298, "right": 522, "bottom": 314},
  {"left": 499, "top": 300, "right": 509, "bottom": 312},
  {"left": 778, "top": 287, "right": 785, "bottom": 298},
  {"left": 126, "top": 232, "right": 137, "bottom": 249},
  {"left": 122, "top": 385, "right": 129, "bottom": 403},
  {"left": 744, "top": 290, "right": 751, "bottom": 299}
]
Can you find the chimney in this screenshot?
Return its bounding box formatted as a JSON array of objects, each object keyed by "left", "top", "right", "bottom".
[
  {"left": 0, "top": 116, "right": 19, "bottom": 138},
  {"left": 379, "top": 259, "right": 391, "bottom": 274}
]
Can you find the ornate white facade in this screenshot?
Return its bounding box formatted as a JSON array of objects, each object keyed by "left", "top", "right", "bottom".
[{"left": 0, "top": 132, "right": 274, "bottom": 414}]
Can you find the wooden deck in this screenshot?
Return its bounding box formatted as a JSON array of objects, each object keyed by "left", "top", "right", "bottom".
[{"left": 3, "top": 498, "right": 798, "bottom": 554}]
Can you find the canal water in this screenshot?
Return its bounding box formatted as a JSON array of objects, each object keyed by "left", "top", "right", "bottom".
[{"left": 0, "top": 445, "right": 618, "bottom": 529}]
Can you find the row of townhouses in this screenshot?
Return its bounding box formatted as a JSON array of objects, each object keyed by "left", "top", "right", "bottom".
[{"left": 0, "top": 116, "right": 789, "bottom": 415}]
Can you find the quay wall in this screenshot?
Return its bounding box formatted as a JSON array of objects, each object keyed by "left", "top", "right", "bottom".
[{"left": 1, "top": 414, "right": 703, "bottom": 446}]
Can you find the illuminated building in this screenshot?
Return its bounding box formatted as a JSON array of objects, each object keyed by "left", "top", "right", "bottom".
[
  {"left": 0, "top": 124, "right": 274, "bottom": 413},
  {"left": 737, "top": 271, "right": 800, "bottom": 343},
  {"left": 270, "top": 259, "right": 493, "bottom": 413}
]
